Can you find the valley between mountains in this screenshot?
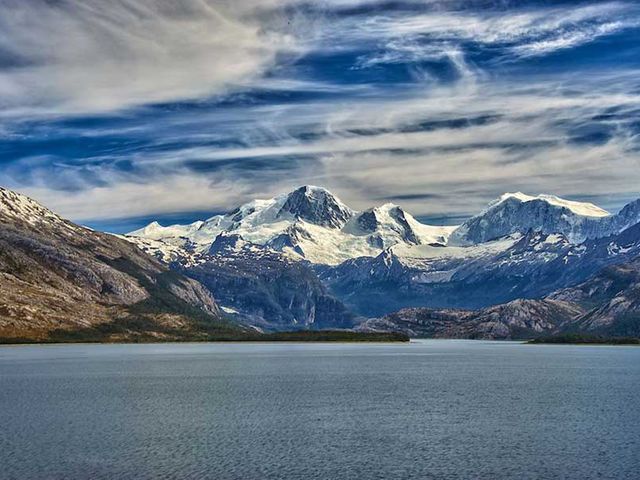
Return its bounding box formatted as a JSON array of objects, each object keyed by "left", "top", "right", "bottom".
[{"left": 2, "top": 184, "right": 640, "bottom": 341}]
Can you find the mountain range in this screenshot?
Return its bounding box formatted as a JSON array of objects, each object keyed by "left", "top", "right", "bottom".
[
  {"left": 128, "top": 185, "right": 455, "bottom": 265},
  {"left": 129, "top": 186, "right": 640, "bottom": 266},
  {"left": 127, "top": 185, "right": 640, "bottom": 330},
  {"left": 1, "top": 184, "right": 639, "bottom": 340}
]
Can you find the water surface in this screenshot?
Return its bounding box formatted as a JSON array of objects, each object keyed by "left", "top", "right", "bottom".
[{"left": 1, "top": 340, "right": 639, "bottom": 480}]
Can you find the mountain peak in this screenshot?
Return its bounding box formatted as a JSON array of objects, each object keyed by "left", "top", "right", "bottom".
[
  {"left": 208, "top": 232, "right": 248, "bottom": 255},
  {"left": 491, "top": 192, "right": 610, "bottom": 218},
  {"left": 277, "top": 185, "right": 354, "bottom": 228},
  {"left": 376, "top": 202, "right": 401, "bottom": 212},
  {"left": 451, "top": 192, "right": 613, "bottom": 245},
  {"left": 295, "top": 185, "right": 331, "bottom": 194}
]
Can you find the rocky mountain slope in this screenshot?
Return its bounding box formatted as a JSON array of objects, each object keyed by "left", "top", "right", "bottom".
[
  {"left": 183, "top": 235, "right": 357, "bottom": 330},
  {"left": 360, "top": 247, "right": 640, "bottom": 339},
  {"left": 358, "top": 299, "right": 584, "bottom": 339},
  {"left": 550, "top": 255, "right": 640, "bottom": 337},
  {"left": 448, "top": 192, "right": 610, "bottom": 245},
  {"left": 123, "top": 235, "right": 360, "bottom": 332},
  {"left": 0, "top": 187, "right": 239, "bottom": 342},
  {"left": 3, "top": 184, "right": 639, "bottom": 339}
]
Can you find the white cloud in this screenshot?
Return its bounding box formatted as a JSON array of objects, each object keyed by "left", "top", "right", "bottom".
[
  {"left": 0, "top": 0, "right": 298, "bottom": 114},
  {"left": 337, "top": 1, "right": 638, "bottom": 61},
  {"left": 511, "top": 21, "right": 628, "bottom": 57},
  {"left": 0, "top": 0, "right": 635, "bottom": 118},
  {"left": 20, "top": 174, "right": 256, "bottom": 221},
  {"left": 23, "top": 68, "right": 639, "bottom": 222},
  {"left": 2, "top": 1, "right": 640, "bottom": 223}
]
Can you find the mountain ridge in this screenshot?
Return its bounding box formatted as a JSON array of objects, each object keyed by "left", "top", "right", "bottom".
[
  {"left": 361, "top": 252, "right": 640, "bottom": 340},
  {"left": 129, "top": 186, "right": 638, "bottom": 266},
  {"left": 0, "top": 187, "right": 240, "bottom": 342}
]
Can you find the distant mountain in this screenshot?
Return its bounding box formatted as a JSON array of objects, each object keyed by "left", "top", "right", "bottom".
[
  {"left": 360, "top": 237, "right": 640, "bottom": 339},
  {"left": 550, "top": 254, "right": 640, "bottom": 337},
  {"left": 358, "top": 299, "right": 583, "bottom": 339},
  {"left": 449, "top": 192, "right": 623, "bottom": 245},
  {"left": 277, "top": 185, "right": 354, "bottom": 228},
  {"left": 0, "top": 187, "right": 239, "bottom": 342},
  {"left": 128, "top": 185, "right": 456, "bottom": 265},
  {"left": 3, "top": 184, "right": 638, "bottom": 339},
  {"left": 130, "top": 187, "right": 640, "bottom": 267},
  {"left": 316, "top": 192, "right": 640, "bottom": 317},
  {"left": 126, "top": 186, "right": 640, "bottom": 329},
  {"left": 320, "top": 222, "right": 640, "bottom": 317},
  {"left": 126, "top": 230, "right": 359, "bottom": 331}
]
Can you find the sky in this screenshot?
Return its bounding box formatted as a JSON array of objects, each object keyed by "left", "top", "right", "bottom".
[{"left": 1, "top": 0, "right": 639, "bottom": 232}]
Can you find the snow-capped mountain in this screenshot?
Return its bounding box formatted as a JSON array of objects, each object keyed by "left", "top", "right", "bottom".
[
  {"left": 277, "top": 185, "right": 354, "bottom": 228},
  {"left": 126, "top": 186, "right": 640, "bottom": 323},
  {"left": 448, "top": 192, "right": 615, "bottom": 246},
  {"left": 185, "top": 239, "right": 358, "bottom": 330},
  {"left": 130, "top": 187, "right": 639, "bottom": 266},
  {"left": 129, "top": 185, "right": 456, "bottom": 265},
  {"left": 361, "top": 241, "right": 640, "bottom": 340},
  {"left": 7, "top": 183, "right": 638, "bottom": 337},
  {"left": 132, "top": 220, "right": 204, "bottom": 240},
  {"left": 0, "top": 186, "right": 80, "bottom": 234}
]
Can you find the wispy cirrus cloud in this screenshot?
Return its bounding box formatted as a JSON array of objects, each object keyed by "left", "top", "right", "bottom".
[
  {"left": 14, "top": 67, "right": 640, "bottom": 222},
  {"left": 2, "top": 1, "right": 634, "bottom": 117},
  {"left": 344, "top": 1, "right": 638, "bottom": 52},
  {"left": 1, "top": 0, "right": 640, "bottom": 229}
]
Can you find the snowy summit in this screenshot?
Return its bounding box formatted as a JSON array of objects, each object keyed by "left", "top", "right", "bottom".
[{"left": 127, "top": 186, "right": 638, "bottom": 265}]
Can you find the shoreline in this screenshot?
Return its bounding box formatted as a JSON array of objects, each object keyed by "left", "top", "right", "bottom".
[
  {"left": 528, "top": 334, "right": 640, "bottom": 345},
  {"left": 0, "top": 330, "right": 410, "bottom": 346},
  {"left": 0, "top": 340, "right": 411, "bottom": 347}
]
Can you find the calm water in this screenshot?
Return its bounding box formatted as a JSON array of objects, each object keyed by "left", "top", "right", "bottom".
[{"left": 1, "top": 340, "right": 639, "bottom": 480}]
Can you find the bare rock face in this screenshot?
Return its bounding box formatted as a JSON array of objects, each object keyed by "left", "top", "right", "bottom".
[
  {"left": 277, "top": 186, "right": 354, "bottom": 229},
  {"left": 0, "top": 187, "right": 232, "bottom": 342},
  {"left": 184, "top": 245, "right": 357, "bottom": 331},
  {"left": 357, "top": 308, "right": 471, "bottom": 338},
  {"left": 208, "top": 233, "right": 248, "bottom": 255},
  {"left": 388, "top": 206, "right": 420, "bottom": 245},
  {"left": 551, "top": 257, "right": 640, "bottom": 336},
  {"left": 458, "top": 299, "right": 585, "bottom": 339},
  {"left": 167, "top": 277, "right": 221, "bottom": 317}
]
